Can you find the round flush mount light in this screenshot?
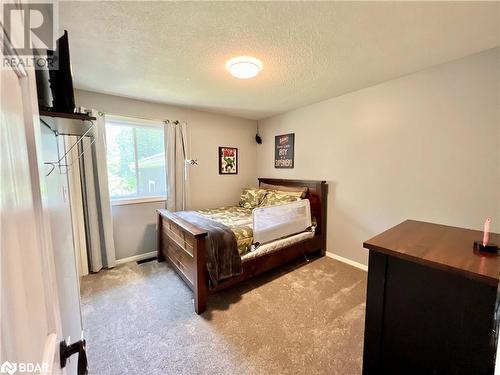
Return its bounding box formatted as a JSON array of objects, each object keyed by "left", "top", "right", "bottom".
[{"left": 225, "top": 56, "right": 263, "bottom": 79}]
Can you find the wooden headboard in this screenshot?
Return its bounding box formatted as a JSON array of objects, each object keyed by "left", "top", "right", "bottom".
[{"left": 258, "top": 178, "right": 328, "bottom": 245}]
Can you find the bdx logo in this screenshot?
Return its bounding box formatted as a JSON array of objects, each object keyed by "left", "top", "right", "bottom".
[
  {"left": 0, "top": 361, "right": 17, "bottom": 375},
  {"left": 3, "top": 2, "right": 55, "bottom": 55},
  {"left": 0, "top": 361, "right": 48, "bottom": 374}
]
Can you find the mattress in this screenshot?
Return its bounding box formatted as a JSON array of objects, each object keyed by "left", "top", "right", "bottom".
[{"left": 241, "top": 230, "right": 315, "bottom": 262}]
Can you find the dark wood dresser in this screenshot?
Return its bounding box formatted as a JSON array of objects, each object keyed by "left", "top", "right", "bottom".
[{"left": 362, "top": 220, "right": 499, "bottom": 374}]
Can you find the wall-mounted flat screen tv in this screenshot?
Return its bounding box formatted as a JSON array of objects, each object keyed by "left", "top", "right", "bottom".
[{"left": 36, "top": 30, "right": 76, "bottom": 113}]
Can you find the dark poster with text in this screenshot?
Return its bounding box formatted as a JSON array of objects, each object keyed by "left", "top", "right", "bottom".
[{"left": 274, "top": 133, "right": 294, "bottom": 168}]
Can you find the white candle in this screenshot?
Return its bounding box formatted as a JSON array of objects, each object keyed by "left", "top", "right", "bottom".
[{"left": 482, "top": 218, "right": 491, "bottom": 247}]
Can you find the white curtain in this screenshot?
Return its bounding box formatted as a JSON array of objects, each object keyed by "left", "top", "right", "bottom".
[
  {"left": 80, "top": 110, "right": 116, "bottom": 271},
  {"left": 64, "top": 135, "right": 89, "bottom": 277},
  {"left": 164, "top": 121, "right": 189, "bottom": 211}
]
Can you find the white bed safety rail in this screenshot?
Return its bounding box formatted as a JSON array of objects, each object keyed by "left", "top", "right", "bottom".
[{"left": 252, "top": 200, "right": 312, "bottom": 245}]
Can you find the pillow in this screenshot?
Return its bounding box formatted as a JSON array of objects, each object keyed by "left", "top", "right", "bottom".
[
  {"left": 239, "top": 188, "right": 268, "bottom": 208},
  {"left": 260, "top": 182, "right": 308, "bottom": 198},
  {"left": 260, "top": 190, "right": 303, "bottom": 207}
]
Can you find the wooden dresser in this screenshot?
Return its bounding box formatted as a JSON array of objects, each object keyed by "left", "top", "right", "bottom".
[{"left": 362, "top": 220, "right": 499, "bottom": 374}]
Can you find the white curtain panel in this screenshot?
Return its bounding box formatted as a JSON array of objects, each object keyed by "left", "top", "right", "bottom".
[
  {"left": 64, "top": 135, "right": 89, "bottom": 277},
  {"left": 164, "top": 121, "right": 189, "bottom": 211},
  {"left": 81, "top": 111, "right": 116, "bottom": 271}
]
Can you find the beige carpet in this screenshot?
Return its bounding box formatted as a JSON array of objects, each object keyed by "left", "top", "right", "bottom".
[{"left": 81, "top": 256, "right": 367, "bottom": 375}]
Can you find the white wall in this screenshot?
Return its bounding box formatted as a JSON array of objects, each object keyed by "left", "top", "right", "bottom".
[
  {"left": 76, "top": 90, "right": 258, "bottom": 261},
  {"left": 257, "top": 48, "right": 500, "bottom": 266}
]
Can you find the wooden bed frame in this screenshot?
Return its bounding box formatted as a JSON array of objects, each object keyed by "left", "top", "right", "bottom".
[{"left": 157, "top": 178, "right": 328, "bottom": 314}]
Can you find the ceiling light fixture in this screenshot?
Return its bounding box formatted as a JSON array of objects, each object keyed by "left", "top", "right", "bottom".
[{"left": 225, "top": 56, "right": 263, "bottom": 79}]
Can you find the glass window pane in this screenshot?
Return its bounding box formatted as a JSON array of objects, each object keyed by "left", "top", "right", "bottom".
[
  {"left": 105, "top": 125, "right": 137, "bottom": 198},
  {"left": 136, "top": 126, "right": 166, "bottom": 197}
]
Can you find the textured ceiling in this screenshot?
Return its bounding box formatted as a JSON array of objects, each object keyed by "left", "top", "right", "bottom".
[{"left": 60, "top": 1, "right": 500, "bottom": 120}]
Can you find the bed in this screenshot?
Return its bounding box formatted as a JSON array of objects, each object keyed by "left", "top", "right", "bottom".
[{"left": 157, "top": 178, "right": 328, "bottom": 314}]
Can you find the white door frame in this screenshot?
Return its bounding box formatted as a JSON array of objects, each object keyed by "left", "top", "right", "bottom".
[{"left": 1, "top": 18, "right": 66, "bottom": 375}]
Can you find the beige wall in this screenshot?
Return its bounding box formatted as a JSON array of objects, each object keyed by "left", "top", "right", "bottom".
[
  {"left": 257, "top": 48, "right": 500, "bottom": 266},
  {"left": 76, "top": 90, "right": 258, "bottom": 260}
]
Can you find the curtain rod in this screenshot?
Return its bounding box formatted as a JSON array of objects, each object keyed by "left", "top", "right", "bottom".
[
  {"left": 165, "top": 119, "right": 182, "bottom": 125},
  {"left": 104, "top": 112, "right": 185, "bottom": 125}
]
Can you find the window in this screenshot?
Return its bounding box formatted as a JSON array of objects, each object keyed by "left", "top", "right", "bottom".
[{"left": 105, "top": 116, "right": 166, "bottom": 203}]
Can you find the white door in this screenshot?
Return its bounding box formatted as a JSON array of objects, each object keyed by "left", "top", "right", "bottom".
[{"left": 1, "top": 19, "right": 84, "bottom": 375}]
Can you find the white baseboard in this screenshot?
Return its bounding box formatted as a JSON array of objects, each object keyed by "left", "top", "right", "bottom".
[
  {"left": 116, "top": 250, "right": 369, "bottom": 270},
  {"left": 115, "top": 251, "right": 157, "bottom": 265},
  {"left": 325, "top": 251, "right": 368, "bottom": 271}
]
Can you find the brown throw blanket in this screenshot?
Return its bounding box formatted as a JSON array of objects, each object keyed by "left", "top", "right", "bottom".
[{"left": 176, "top": 211, "right": 242, "bottom": 286}]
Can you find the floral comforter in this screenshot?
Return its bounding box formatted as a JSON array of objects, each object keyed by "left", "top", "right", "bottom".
[{"left": 197, "top": 206, "right": 253, "bottom": 255}]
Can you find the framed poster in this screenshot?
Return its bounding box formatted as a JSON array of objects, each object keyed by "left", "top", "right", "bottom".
[
  {"left": 219, "top": 147, "right": 238, "bottom": 174},
  {"left": 274, "top": 133, "right": 294, "bottom": 168}
]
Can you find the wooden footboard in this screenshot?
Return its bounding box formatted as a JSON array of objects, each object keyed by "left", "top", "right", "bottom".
[{"left": 157, "top": 209, "right": 208, "bottom": 314}]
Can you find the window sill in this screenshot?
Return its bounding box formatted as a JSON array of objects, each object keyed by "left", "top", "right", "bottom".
[{"left": 111, "top": 196, "right": 167, "bottom": 206}]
